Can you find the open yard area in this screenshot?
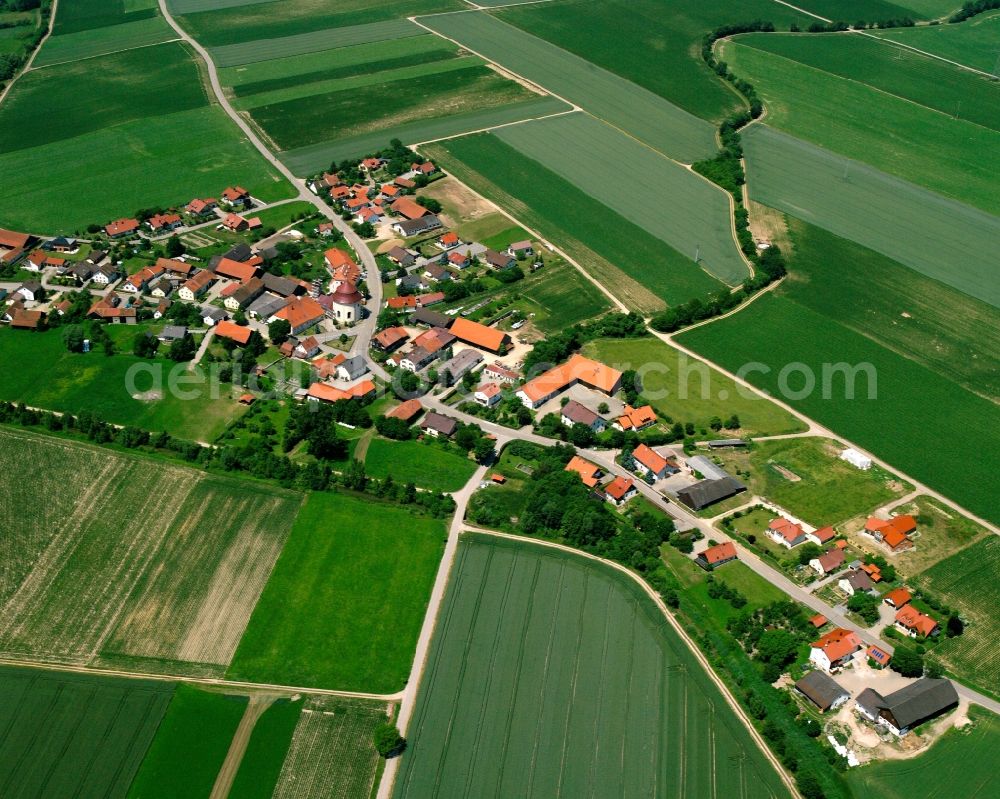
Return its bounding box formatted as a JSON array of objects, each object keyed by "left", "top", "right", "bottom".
[
  {"left": 127, "top": 684, "right": 247, "bottom": 799},
  {"left": 0, "top": 428, "right": 300, "bottom": 675},
  {"left": 227, "top": 491, "right": 446, "bottom": 692},
  {"left": 495, "top": 113, "right": 749, "bottom": 286},
  {"left": 582, "top": 336, "right": 806, "bottom": 436},
  {"left": 272, "top": 696, "right": 387, "bottom": 799},
  {"left": 363, "top": 437, "right": 477, "bottom": 494},
  {"left": 0, "top": 665, "right": 172, "bottom": 799},
  {"left": 393, "top": 533, "right": 790, "bottom": 798},
  {"left": 678, "top": 294, "right": 1000, "bottom": 526},
  {"left": 846, "top": 706, "right": 1000, "bottom": 799},
  {"left": 425, "top": 135, "right": 724, "bottom": 312},
  {"left": 742, "top": 125, "right": 1000, "bottom": 309},
  {"left": 917, "top": 537, "right": 1000, "bottom": 698},
  {"left": 723, "top": 41, "right": 1000, "bottom": 216}
]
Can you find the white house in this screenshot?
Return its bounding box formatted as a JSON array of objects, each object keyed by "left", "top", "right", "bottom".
[
  {"left": 809, "top": 628, "right": 862, "bottom": 673},
  {"left": 475, "top": 382, "right": 502, "bottom": 407}
]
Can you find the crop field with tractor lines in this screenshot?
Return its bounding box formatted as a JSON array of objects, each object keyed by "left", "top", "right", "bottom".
[
  {"left": 0, "top": 429, "right": 300, "bottom": 674},
  {"left": 874, "top": 9, "right": 1000, "bottom": 72},
  {"left": 393, "top": 534, "right": 791, "bottom": 799}
]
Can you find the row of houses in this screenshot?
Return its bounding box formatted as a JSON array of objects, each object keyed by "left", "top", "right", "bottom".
[{"left": 104, "top": 186, "right": 255, "bottom": 241}]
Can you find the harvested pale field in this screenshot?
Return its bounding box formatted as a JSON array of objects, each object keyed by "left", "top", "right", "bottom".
[
  {"left": 0, "top": 429, "right": 299, "bottom": 672},
  {"left": 273, "top": 696, "right": 387, "bottom": 799},
  {"left": 417, "top": 10, "right": 717, "bottom": 163}
]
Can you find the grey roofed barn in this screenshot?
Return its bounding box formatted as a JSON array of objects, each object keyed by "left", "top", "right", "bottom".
[{"left": 795, "top": 670, "right": 849, "bottom": 711}]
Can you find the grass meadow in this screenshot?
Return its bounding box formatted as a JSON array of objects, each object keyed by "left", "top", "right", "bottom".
[
  {"left": 127, "top": 685, "right": 247, "bottom": 799},
  {"left": 0, "top": 666, "right": 172, "bottom": 799},
  {"left": 363, "top": 438, "right": 477, "bottom": 493},
  {"left": 742, "top": 125, "right": 1000, "bottom": 308},
  {"left": 677, "top": 294, "right": 1000, "bottom": 525},
  {"left": 875, "top": 9, "right": 1000, "bottom": 72},
  {"left": 518, "top": 260, "right": 612, "bottom": 333},
  {"left": 497, "top": 0, "right": 812, "bottom": 123},
  {"left": 227, "top": 491, "right": 446, "bottom": 692},
  {"left": 581, "top": 336, "right": 806, "bottom": 436},
  {"left": 425, "top": 135, "right": 724, "bottom": 312},
  {"left": 393, "top": 534, "right": 790, "bottom": 798},
  {"left": 228, "top": 698, "right": 303, "bottom": 799},
  {"left": 420, "top": 10, "right": 718, "bottom": 163},
  {"left": 918, "top": 537, "right": 1000, "bottom": 698},
  {"left": 725, "top": 41, "right": 1000, "bottom": 216},
  {"left": 272, "top": 696, "right": 386, "bottom": 799},
  {"left": 496, "top": 114, "right": 749, "bottom": 286},
  {"left": 53, "top": 0, "right": 157, "bottom": 36},
  {"left": 846, "top": 706, "right": 1000, "bottom": 799},
  {"left": 35, "top": 14, "right": 175, "bottom": 66}
]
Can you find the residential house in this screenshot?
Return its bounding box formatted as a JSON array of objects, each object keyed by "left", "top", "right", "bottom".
[
  {"left": 867, "top": 646, "right": 892, "bottom": 668},
  {"left": 475, "top": 382, "right": 502, "bottom": 408},
  {"left": 614, "top": 404, "right": 657, "bottom": 432},
  {"left": 795, "top": 671, "right": 850, "bottom": 712},
  {"left": 274, "top": 296, "right": 326, "bottom": 335},
  {"left": 105, "top": 218, "right": 140, "bottom": 238},
  {"left": 386, "top": 246, "right": 415, "bottom": 268},
  {"left": 894, "top": 605, "right": 938, "bottom": 638},
  {"left": 202, "top": 308, "right": 227, "bottom": 327},
  {"left": 603, "top": 475, "right": 638, "bottom": 507},
  {"left": 123, "top": 264, "right": 165, "bottom": 294},
  {"left": 422, "top": 263, "right": 451, "bottom": 283},
  {"left": 158, "top": 325, "right": 187, "bottom": 342},
  {"left": 336, "top": 355, "right": 369, "bottom": 382},
  {"left": 179, "top": 270, "right": 215, "bottom": 300},
  {"left": 449, "top": 317, "right": 511, "bottom": 354},
  {"left": 883, "top": 588, "right": 912, "bottom": 609},
  {"left": 13, "top": 282, "right": 43, "bottom": 302},
  {"left": 838, "top": 568, "right": 876, "bottom": 596},
  {"left": 325, "top": 247, "right": 359, "bottom": 276},
  {"left": 632, "top": 443, "right": 673, "bottom": 481},
  {"left": 224, "top": 277, "right": 266, "bottom": 311},
  {"left": 88, "top": 295, "right": 135, "bottom": 324},
  {"left": 809, "top": 628, "right": 862, "bottom": 673},
  {"left": 388, "top": 295, "right": 417, "bottom": 312},
  {"left": 221, "top": 243, "right": 253, "bottom": 263},
  {"left": 361, "top": 156, "right": 385, "bottom": 172},
  {"left": 42, "top": 236, "right": 78, "bottom": 253},
  {"left": 391, "top": 215, "right": 442, "bottom": 237},
  {"left": 865, "top": 515, "right": 916, "bottom": 553},
  {"left": 356, "top": 206, "right": 380, "bottom": 226},
  {"left": 25, "top": 250, "right": 64, "bottom": 272},
  {"left": 696, "top": 541, "right": 738, "bottom": 571},
  {"left": 483, "top": 249, "right": 516, "bottom": 270},
  {"left": 386, "top": 399, "right": 423, "bottom": 424},
  {"left": 810, "top": 548, "right": 846, "bottom": 576},
  {"left": 767, "top": 518, "right": 808, "bottom": 549},
  {"left": 856, "top": 679, "right": 958, "bottom": 736},
  {"left": 564, "top": 455, "right": 602, "bottom": 488},
  {"left": 312, "top": 353, "right": 345, "bottom": 380},
  {"left": 221, "top": 186, "right": 251, "bottom": 207},
  {"left": 372, "top": 326, "right": 408, "bottom": 353},
  {"left": 411, "top": 160, "right": 436, "bottom": 175},
  {"left": 420, "top": 412, "right": 458, "bottom": 439},
  {"left": 807, "top": 525, "right": 837, "bottom": 547},
  {"left": 379, "top": 184, "right": 400, "bottom": 201},
  {"left": 516, "top": 354, "right": 621, "bottom": 409},
  {"left": 439, "top": 348, "right": 483, "bottom": 382},
  {"left": 185, "top": 198, "right": 217, "bottom": 216},
  {"left": 222, "top": 213, "right": 249, "bottom": 232},
  {"left": 148, "top": 278, "right": 175, "bottom": 299},
  {"left": 447, "top": 250, "right": 470, "bottom": 269},
  {"left": 153, "top": 299, "right": 171, "bottom": 320},
  {"left": 507, "top": 240, "right": 534, "bottom": 258},
  {"left": 91, "top": 264, "right": 122, "bottom": 285},
  {"left": 437, "top": 231, "right": 459, "bottom": 250},
  {"left": 560, "top": 399, "right": 605, "bottom": 432},
  {"left": 147, "top": 213, "right": 182, "bottom": 233}
]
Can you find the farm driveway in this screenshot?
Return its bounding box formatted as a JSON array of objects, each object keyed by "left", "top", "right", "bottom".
[{"left": 210, "top": 694, "right": 276, "bottom": 799}]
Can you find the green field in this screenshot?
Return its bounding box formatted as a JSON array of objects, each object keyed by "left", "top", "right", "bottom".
[
  {"left": 742, "top": 125, "right": 1000, "bottom": 308},
  {"left": 846, "top": 706, "right": 1000, "bottom": 799},
  {"left": 0, "top": 328, "right": 247, "bottom": 440},
  {"left": 425, "top": 135, "right": 724, "bottom": 312},
  {"left": 249, "top": 63, "right": 536, "bottom": 150},
  {"left": 519, "top": 260, "right": 612, "bottom": 333},
  {"left": 229, "top": 699, "right": 303, "bottom": 799},
  {"left": 127, "top": 684, "right": 247, "bottom": 799},
  {"left": 875, "top": 9, "right": 1000, "bottom": 72},
  {"left": 0, "top": 428, "right": 300, "bottom": 674},
  {"left": 272, "top": 697, "right": 387, "bottom": 799},
  {"left": 776, "top": 220, "right": 1000, "bottom": 402},
  {"left": 0, "top": 666, "right": 172, "bottom": 799},
  {"left": 677, "top": 294, "right": 1000, "bottom": 525},
  {"left": 35, "top": 14, "right": 175, "bottom": 66},
  {"left": 0, "top": 43, "right": 207, "bottom": 152},
  {"left": 788, "top": 0, "right": 955, "bottom": 19},
  {"left": 419, "top": 10, "right": 718, "bottom": 164},
  {"left": 724, "top": 41, "right": 1000, "bottom": 216},
  {"left": 363, "top": 438, "right": 477, "bottom": 493},
  {"left": 393, "top": 534, "right": 791, "bottom": 798},
  {"left": 918, "top": 537, "right": 1000, "bottom": 696},
  {"left": 282, "top": 96, "right": 569, "bottom": 175},
  {"left": 581, "top": 336, "right": 806, "bottom": 436},
  {"left": 732, "top": 33, "right": 1000, "bottom": 133},
  {"left": 53, "top": 0, "right": 157, "bottom": 36},
  {"left": 496, "top": 113, "right": 749, "bottom": 285},
  {"left": 497, "top": 0, "right": 811, "bottom": 122},
  {"left": 228, "top": 491, "right": 446, "bottom": 692}
]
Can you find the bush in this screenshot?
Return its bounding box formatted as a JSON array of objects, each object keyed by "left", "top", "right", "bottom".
[{"left": 373, "top": 723, "right": 406, "bottom": 757}]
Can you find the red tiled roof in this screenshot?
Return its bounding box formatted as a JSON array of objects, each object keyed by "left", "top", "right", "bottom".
[
  {"left": 214, "top": 257, "right": 258, "bottom": 282},
  {"left": 895, "top": 605, "right": 937, "bottom": 636},
  {"left": 105, "top": 218, "right": 140, "bottom": 236},
  {"left": 811, "top": 628, "right": 862, "bottom": 663},
  {"left": 604, "top": 475, "right": 635, "bottom": 502},
  {"left": 811, "top": 525, "right": 836, "bottom": 543},
  {"left": 518, "top": 354, "right": 622, "bottom": 403},
  {"left": 565, "top": 455, "right": 601, "bottom": 488},
  {"left": 386, "top": 399, "right": 423, "bottom": 422},
  {"left": 617, "top": 404, "right": 657, "bottom": 430},
  {"left": 809, "top": 614, "right": 828, "bottom": 628},
  {"left": 769, "top": 517, "right": 805, "bottom": 544},
  {"left": 0, "top": 228, "right": 31, "bottom": 250},
  {"left": 633, "top": 443, "right": 668, "bottom": 475},
  {"left": 449, "top": 317, "right": 510, "bottom": 353},
  {"left": 222, "top": 186, "right": 248, "bottom": 201},
  {"left": 700, "top": 541, "right": 737, "bottom": 565},
  {"left": 884, "top": 588, "right": 912, "bottom": 607},
  {"left": 215, "top": 320, "right": 252, "bottom": 345},
  {"left": 275, "top": 296, "right": 325, "bottom": 330},
  {"left": 307, "top": 379, "right": 375, "bottom": 403},
  {"left": 391, "top": 197, "right": 428, "bottom": 220}
]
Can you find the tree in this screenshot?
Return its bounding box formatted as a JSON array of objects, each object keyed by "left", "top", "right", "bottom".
[
  {"left": 416, "top": 196, "right": 442, "bottom": 213},
  {"left": 847, "top": 591, "right": 881, "bottom": 625},
  {"left": 63, "top": 325, "right": 85, "bottom": 353},
  {"left": 797, "top": 542, "right": 823, "bottom": 566},
  {"left": 373, "top": 723, "right": 406, "bottom": 758},
  {"left": 890, "top": 646, "right": 924, "bottom": 678},
  {"left": 597, "top": 402, "right": 609, "bottom": 414},
  {"left": 473, "top": 436, "right": 495, "bottom": 464},
  {"left": 709, "top": 416, "right": 723, "bottom": 431},
  {"left": 268, "top": 318, "right": 291, "bottom": 345},
  {"left": 165, "top": 235, "right": 185, "bottom": 258},
  {"left": 946, "top": 614, "right": 964, "bottom": 638},
  {"left": 168, "top": 333, "right": 197, "bottom": 362},
  {"left": 133, "top": 331, "right": 160, "bottom": 358},
  {"left": 796, "top": 771, "right": 824, "bottom": 799}
]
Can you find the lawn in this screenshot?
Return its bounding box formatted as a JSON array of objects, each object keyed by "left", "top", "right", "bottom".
[
  {"left": 875, "top": 9, "right": 1000, "bottom": 72},
  {"left": 677, "top": 294, "right": 1000, "bottom": 525},
  {"left": 497, "top": 0, "right": 812, "bottom": 123},
  {"left": 425, "top": 135, "right": 724, "bottom": 312},
  {"left": 0, "top": 328, "right": 246, "bottom": 441},
  {"left": 35, "top": 14, "right": 175, "bottom": 66},
  {"left": 741, "top": 125, "right": 1000, "bottom": 309},
  {"left": 0, "top": 43, "right": 207, "bottom": 153},
  {"left": 715, "top": 560, "right": 787, "bottom": 609},
  {"left": 0, "top": 666, "right": 172, "bottom": 799},
  {"left": 495, "top": 113, "right": 749, "bottom": 286},
  {"left": 127, "top": 685, "right": 247, "bottom": 799},
  {"left": 272, "top": 696, "right": 387, "bottom": 799},
  {"left": 0, "top": 428, "right": 301, "bottom": 675},
  {"left": 247, "top": 200, "right": 318, "bottom": 231},
  {"left": 249, "top": 63, "right": 536, "bottom": 150},
  {"left": 227, "top": 491, "right": 446, "bottom": 692},
  {"left": 917, "top": 538, "right": 1000, "bottom": 698},
  {"left": 228, "top": 698, "right": 303, "bottom": 799},
  {"left": 420, "top": 10, "right": 718, "bottom": 164},
  {"left": 846, "top": 706, "right": 1000, "bottom": 799},
  {"left": 777, "top": 219, "right": 1000, "bottom": 402},
  {"left": 581, "top": 336, "right": 806, "bottom": 436},
  {"left": 732, "top": 33, "right": 1000, "bottom": 133},
  {"left": 363, "top": 437, "right": 477, "bottom": 493},
  {"left": 724, "top": 41, "right": 1000, "bottom": 216},
  {"left": 178, "top": 0, "right": 462, "bottom": 48},
  {"left": 393, "top": 533, "right": 790, "bottom": 798},
  {"left": 519, "top": 260, "right": 612, "bottom": 333}
]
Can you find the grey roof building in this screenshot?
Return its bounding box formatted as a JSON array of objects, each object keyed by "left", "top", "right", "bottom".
[
  {"left": 561, "top": 399, "right": 604, "bottom": 430},
  {"left": 262, "top": 273, "right": 304, "bottom": 298},
  {"left": 420, "top": 411, "right": 458, "bottom": 438},
  {"left": 676, "top": 476, "right": 746, "bottom": 511},
  {"left": 795, "top": 670, "right": 850, "bottom": 712},
  {"left": 685, "top": 456, "right": 730, "bottom": 482},
  {"left": 247, "top": 293, "right": 288, "bottom": 320},
  {"left": 337, "top": 355, "right": 369, "bottom": 381},
  {"left": 856, "top": 679, "right": 958, "bottom": 735},
  {"left": 393, "top": 215, "right": 442, "bottom": 237},
  {"left": 439, "top": 348, "right": 483, "bottom": 380},
  {"left": 413, "top": 307, "right": 451, "bottom": 329},
  {"left": 158, "top": 325, "right": 187, "bottom": 342}
]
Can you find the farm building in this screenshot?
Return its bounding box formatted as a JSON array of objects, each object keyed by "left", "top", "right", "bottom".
[
  {"left": 392, "top": 216, "right": 443, "bottom": 237},
  {"left": 449, "top": 317, "right": 511, "bottom": 354},
  {"left": 795, "top": 671, "right": 849, "bottom": 712},
  {"left": 856, "top": 679, "right": 958, "bottom": 736},
  {"left": 516, "top": 354, "right": 622, "bottom": 409},
  {"left": 676, "top": 476, "right": 745, "bottom": 511},
  {"left": 386, "top": 400, "right": 423, "bottom": 424}
]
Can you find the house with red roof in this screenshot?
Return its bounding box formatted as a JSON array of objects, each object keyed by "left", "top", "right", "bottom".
[
  {"left": 807, "top": 526, "right": 837, "bottom": 547},
  {"left": 147, "top": 213, "right": 182, "bottom": 233},
  {"left": 411, "top": 161, "right": 436, "bottom": 175},
  {"left": 306, "top": 379, "right": 376, "bottom": 404},
  {"left": 867, "top": 645, "right": 892, "bottom": 668},
  {"left": 603, "top": 475, "right": 638, "bottom": 507},
  {"left": 809, "top": 548, "right": 846, "bottom": 576},
  {"left": 565, "top": 455, "right": 602, "bottom": 488},
  {"left": 809, "top": 628, "right": 862, "bottom": 672},
  {"left": 631, "top": 443, "right": 675, "bottom": 481},
  {"left": 372, "top": 326, "right": 408, "bottom": 352},
  {"left": 185, "top": 198, "right": 217, "bottom": 216},
  {"left": 437, "top": 231, "right": 460, "bottom": 250},
  {"left": 361, "top": 157, "right": 385, "bottom": 171},
  {"left": 274, "top": 296, "right": 326, "bottom": 335},
  {"left": 222, "top": 213, "right": 249, "bottom": 232},
  {"left": 767, "top": 517, "right": 808, "bottom": 549},
  {"left": 474, "top": 382, "right": 503, "bottom": 408},
  {"left": 447, "top": 250, "right": 470, "bottom": 269},
  {"left": 865, "top": 515, "right": 916, "bottom": 553},
  {"left": 386, "top": 399, "right": 423, "bottom": 424},
  {"left": 696, "top": 541, "right": 738, "bottom": 570},
  {"left": 895, "top": 605, "right": 938, "bottom": 638},
  {"left": 883, "top": 588, "right": 912, "bottom": 608},
  {"left": 105, "top": 218, "right": 140, "bottom": 238},
  {"left": 221, "top": 186, "right": 250, "bottom": 207},
  {"left": 614, "top": 404, "right": 657, "bottom": 432}
]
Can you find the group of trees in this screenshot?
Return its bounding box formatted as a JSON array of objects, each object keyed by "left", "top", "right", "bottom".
[
  {"left": 522, "top": 312, "right": 646, "bottom": 373},
  {"left": 950, "top": 0, "right": 1000, "bottom": 22},
  {"left": 727, "top": 599, "right": 815, "bottom": 682}
]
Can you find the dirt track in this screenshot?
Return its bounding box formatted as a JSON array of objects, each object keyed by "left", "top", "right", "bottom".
[{"left": 210, "top": 694, "right": 275, "bottom": 799}]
